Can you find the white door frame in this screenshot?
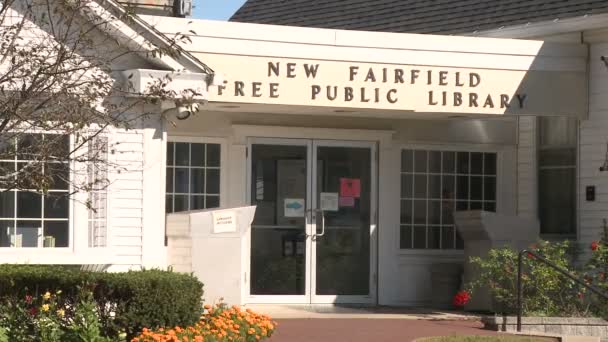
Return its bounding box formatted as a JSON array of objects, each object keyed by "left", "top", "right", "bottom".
[{"left": 245, "top": 137, "right": 378, "bottom": 305}]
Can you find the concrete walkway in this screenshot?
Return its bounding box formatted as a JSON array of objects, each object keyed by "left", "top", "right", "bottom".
[{"left": 249, "top": 305, "right": 498, "bottom": 342}]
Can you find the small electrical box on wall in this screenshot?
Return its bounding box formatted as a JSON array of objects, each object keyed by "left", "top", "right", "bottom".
[{"left": 586, "top": 186, "right": 596, "bottom": 202}]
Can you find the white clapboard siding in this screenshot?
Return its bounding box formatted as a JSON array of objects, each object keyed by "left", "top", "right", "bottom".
[
  {"left": 517, "top": 116, "right": 537, "bottom": 219},
  {"left": 108, "top": 129, "right": 145, "bottom": 268},
  {"left": 578, "top": 37, "right": 608, "bottom": 258}
]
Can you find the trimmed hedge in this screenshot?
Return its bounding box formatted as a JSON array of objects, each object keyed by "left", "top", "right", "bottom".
[{"left": 0, "top": 265, "right": 204, "bottom": 339}]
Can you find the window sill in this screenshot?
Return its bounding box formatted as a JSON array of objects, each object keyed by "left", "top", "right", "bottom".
[
  {"left": 0, "top": 247, "right": 116, "bottom": 265},
  {"left": 397, "top": 249, "right": 465, "bottom": 257}
]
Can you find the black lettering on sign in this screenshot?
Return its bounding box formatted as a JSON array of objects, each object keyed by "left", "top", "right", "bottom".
[
  {"left": 470, "top": 73, "right": 481, "bottom": 87},
  {"left": 428, "top": 91, "right": 438, "bottom": 105},
  {"left": 349, "top": 66, "right": 359, "bottom": 81},
  {"left": 252, "top": 82, "right": 262, "bottom": 97},
  {"left": 516, "top": 94, "right": 527, "bottom": 108},
  {"left": 483, "top": 94, "right": 494, "bottom": 108},
  {"left": 311, "top": 85, "right": 321, "bottom": 100},
  {"left": 365, "top": 68, "right": 376, "bottom": 82},
  {"left": 327, "top": 86, "right": 338, "bottom": 101},
  {"left": 217, "top": 80, "right": 227, "bottom": 96},
  {"left": 469, "top": 93, "right": 479, "bottom": 107},
  {"left": 455, "top": 72, "right": 465, "bottom": 87},
  {"left": 454, "top": 92, "right": 463, "bottom": 106},
  {"left": 270, "top": 83, "right": 279, "bottom": 98},
  {"left": 304, "top": 64, "right": 320, "bottom": 79},
  {"left": 235, "top": 81, "right": 245, "bottom": 96},
  {"left": 394, "top": 69, "right": 404, "bottom": 84},
  {"left": 442, "top": 91, "right": 447, "bottom": 106},
  {"left": 500, "top": 94, "right": 510, "bottom": 108},
  {"left": 387, "top": 89, "right": 398, "bottom": 103},
  {"left": 411, "top": 70, "right": 420, "bottom": 84},
  {"left": 287, "top": 63, "right": 297, "bottom": 78},
  {"left": 345, "top": 87, "right": 354, "bottom": 101},
  {"left": 439, "top": 71, "right": 448, "bottom": 86},
  {"left": 361, "top": 87, "right": 370, "bottom": 102},
  {"left": 268, "top": 62, "right": 280, "bottom": 77}
]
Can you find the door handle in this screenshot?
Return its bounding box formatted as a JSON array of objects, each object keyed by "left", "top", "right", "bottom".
[{"left": 307, "top": 208, "right": 325, "bottom": 239}]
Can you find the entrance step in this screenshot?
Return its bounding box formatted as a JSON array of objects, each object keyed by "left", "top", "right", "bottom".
[{"left": 246, "top": 305, "right": 482, "bottom": 320}]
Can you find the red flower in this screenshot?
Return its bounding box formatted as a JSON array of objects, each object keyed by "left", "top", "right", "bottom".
[
  {"left": 599, "top": 272, "right": 606, "bottom": 281},
  {"left": 578, "top": 292, "right": 584, "bottom": 300},
  {"left": 24, "top": 295, "right": 33, "bottom": 304},
  {"left": 527, "top": 252, "right": 536, "bottom": 260},
  {"left": 591, "top": 241, "right": 600, "bottom": 251},
  {"left": 29, "top": 307, "right": 37, "bottom": 316},
  {"left": 452, "top": 290, "right": 471, "bottom": 308}
]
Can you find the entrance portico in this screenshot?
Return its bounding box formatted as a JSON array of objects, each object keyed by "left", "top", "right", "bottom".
[{"left": 152, "top": 16, "right": 588, "bottom": 307}]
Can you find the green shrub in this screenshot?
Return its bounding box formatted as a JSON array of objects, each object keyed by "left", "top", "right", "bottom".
[
  {"left": 466, "top": 240, "right": 587, "bottom": 316},
  {"left": 0, "top": 266, "right": 204, "bottom": 340}
]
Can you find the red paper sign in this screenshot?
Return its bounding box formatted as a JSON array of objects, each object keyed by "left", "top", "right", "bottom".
[{"left": 340, "top": 178, "right": 361, "bottom": 198}]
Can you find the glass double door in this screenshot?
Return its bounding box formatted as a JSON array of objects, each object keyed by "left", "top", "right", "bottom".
[{"left": 248, "top": 138, "right": 376, "bottom": 304}]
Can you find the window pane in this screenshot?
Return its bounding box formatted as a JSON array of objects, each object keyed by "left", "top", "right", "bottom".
[
  {"left": 167, "top": 142, "right": 174, "bottom": 166},
  {"left": 470, "top": 176, "right": 482, "bottom": 201},
  {"left": 0, "top": 162, "right": 14, "bottom": 189},
  {"left": 413, "top": 226, "right": 426, "bottom": 249},
  {"left": 401, "top": 150, "right": 413, "bottom": 172},
  {"left": 539, "top": 117, "right": 577, "bottom": 146},
  {"left": 0, "top": 221, "right": 12, "bottom": 247},
  {"left": 174, "top": 168, "right": 189, "bottom": 193},
  {"left": 441, "top": 226, "right": 455, "bottom": 249},
  {"left": 165, "top": 195, "right": 173, "bottom": 213},
  {"left": 17, "top": 192, "right": 41, "bottom": 218},
  {"left": 441, "top": 175, "right": 455, "bottom": 199},
  {"left": 44, "top": 221, "right": 68, "bottom": 247},
  {"left": 0, "top": 136, "right": 16, "bottom": 158},
  {"left": 0, "top": 191, "right": 14, "bottom": 218},
  {"left": 441, "top": 201, "right": 454, "bottom": 224},
  {"left": 457, "top": 152, "right": 469, "bottom": 174},
  {"left": 206, "top": 196, "right": 220, "bottom": 208},
  {"left": 429, "top": 151, "right": 441, "bottom": 173},
  {"left": 44, "top": 194, "right": 68, "bottom": 219},
  {"left": 401, "top": 174, "right": 413, "bottom": 198},
  {"left": 174, "top": 195, "right": 188, "bottom": 212},
  {"left": 206, "top": 169, "right": 220, "bottom": 194},
  {"left": 428, "top": 226, "right": 441, "bottom": 249},
  {"left": 484, "top": 177, "right": 496, "bottom": 201},
  {"left": 470, "top": 201, "right": 482, "bottom": 210},
  {"left": 46, "top": 135, "right": 70, "bottom": 160},
  {"left": 471, "top": 152, "right": 483, "bottom": 174},
  {"left": 207, "top": 144, "right": 221, "bottom": 167},
  {"left": 456, "top": 176, "right": 469, "bottom": 200},
  {"left": 400, "top": 200, "right": 412, "bottom": 224},
  {"left": 539, "top": 169, "right": 575, "bottom": 235},
  {"left": 484, "top": 202, "right": 496, "bottom": 212},
  {"left": 442, "top": 152, "right": 455, "bottom": 173},
  {"left": 413, "top": 174, "right": 427, "bottom": 198},
  {"left": 17, "top": 134, "right": 42, "bottom": 160},
  {"left": 429, "top": 175, "right": 441, "bottom": 199},
  {"left": 539, "top": 148, "right": 576, "bottom": 167},
  {"left": 414, "top": 151, "right": 427, "bottom": 173},
  {"left": 175, "top": 143, "right": 189, "bottom": 166},
  {"left": 190, "top": 169, "right": 205, "bottom": 194},
  {"left": 15, "top": 220, "right": 40, "bottom": 247},
  {"left": 400, "top": 225, "right": 412, "bottom": 249},
  {"left": 166, "top": 168, "right": 173, "bottom": 193},
  {"left": 456, "top": 231, "right": 464, "bottom": 249},
  {"left": 428, "top": 200, "right": 441, "bottom": 225},
  {"left": 191, "top": 195, "right": 205, "bottom": 210},
  {"left": 413, "top": 200, "right": 426, "bottom": 224},
  {"left": 484, "top": 153, "right": 497, "bottom": 175},
  {"left": 456, "top": 201, "right": 468, "bottom": 211},
  {"left": 46, "top": 163, "right": 69, "bottom": 190},
  {"left": 190, "top": 144, "right": 205, "bottom": 167}
]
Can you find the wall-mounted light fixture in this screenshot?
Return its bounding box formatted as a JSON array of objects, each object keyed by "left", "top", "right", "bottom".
[{"left": 600, "top": 142, "right": 608, "bottom": 172}]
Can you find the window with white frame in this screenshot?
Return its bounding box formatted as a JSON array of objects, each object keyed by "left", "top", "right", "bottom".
[
  {"left": 400, "top": 149, "right": 497, "bottom": 250},
  {"left": 0, "top": 134, "right": 70, "bottom": 248},
  {"left": 537, "top": 117, "right": 577, "bottom": 236},
  {"left": 166, "top": 141, "right": 221, "bottom": 213}
]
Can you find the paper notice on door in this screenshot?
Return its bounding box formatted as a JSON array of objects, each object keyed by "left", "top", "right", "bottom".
[
  {"left": 340, "top": 178, "right": 361, "bottom": 198},
  {"left": 320, "top": 192, "right": 339, "bottom": 212},
  {"left": 339, "top": 196, "right": 355, "bottom": 208},
  {"left": 284, "top": 198, "right": 305, "bottom": 217}
]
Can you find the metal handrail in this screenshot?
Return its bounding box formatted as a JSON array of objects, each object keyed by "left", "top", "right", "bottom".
[{"left": 516, "top": 250, "right": 608, "bottom": 332}]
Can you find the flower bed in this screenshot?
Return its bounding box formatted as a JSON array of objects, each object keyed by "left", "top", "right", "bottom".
[{"left": 131, "top": 303, "right": 277, "bottom": 342}]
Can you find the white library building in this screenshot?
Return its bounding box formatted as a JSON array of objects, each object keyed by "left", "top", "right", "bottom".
[{"left": 2, "top": 0, "right": 608, "bottom": 308}]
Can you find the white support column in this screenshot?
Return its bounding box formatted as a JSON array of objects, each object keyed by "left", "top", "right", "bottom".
[{"left": 141, "top": 114, "right": 168, "bottom": 269}]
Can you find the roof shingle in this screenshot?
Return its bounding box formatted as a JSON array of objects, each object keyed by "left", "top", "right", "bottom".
[{"left": 229, "top": 0, "right": 608, "bottom": 34}]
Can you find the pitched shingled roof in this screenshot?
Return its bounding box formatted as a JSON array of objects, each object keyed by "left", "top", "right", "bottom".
[{"left": 230, "top": 0, "right": 608, "bottom": 35}]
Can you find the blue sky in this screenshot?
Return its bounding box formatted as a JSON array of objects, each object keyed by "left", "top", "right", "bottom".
[{"left": 192, "top": 0, "right": 247, "bottom": 20}]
